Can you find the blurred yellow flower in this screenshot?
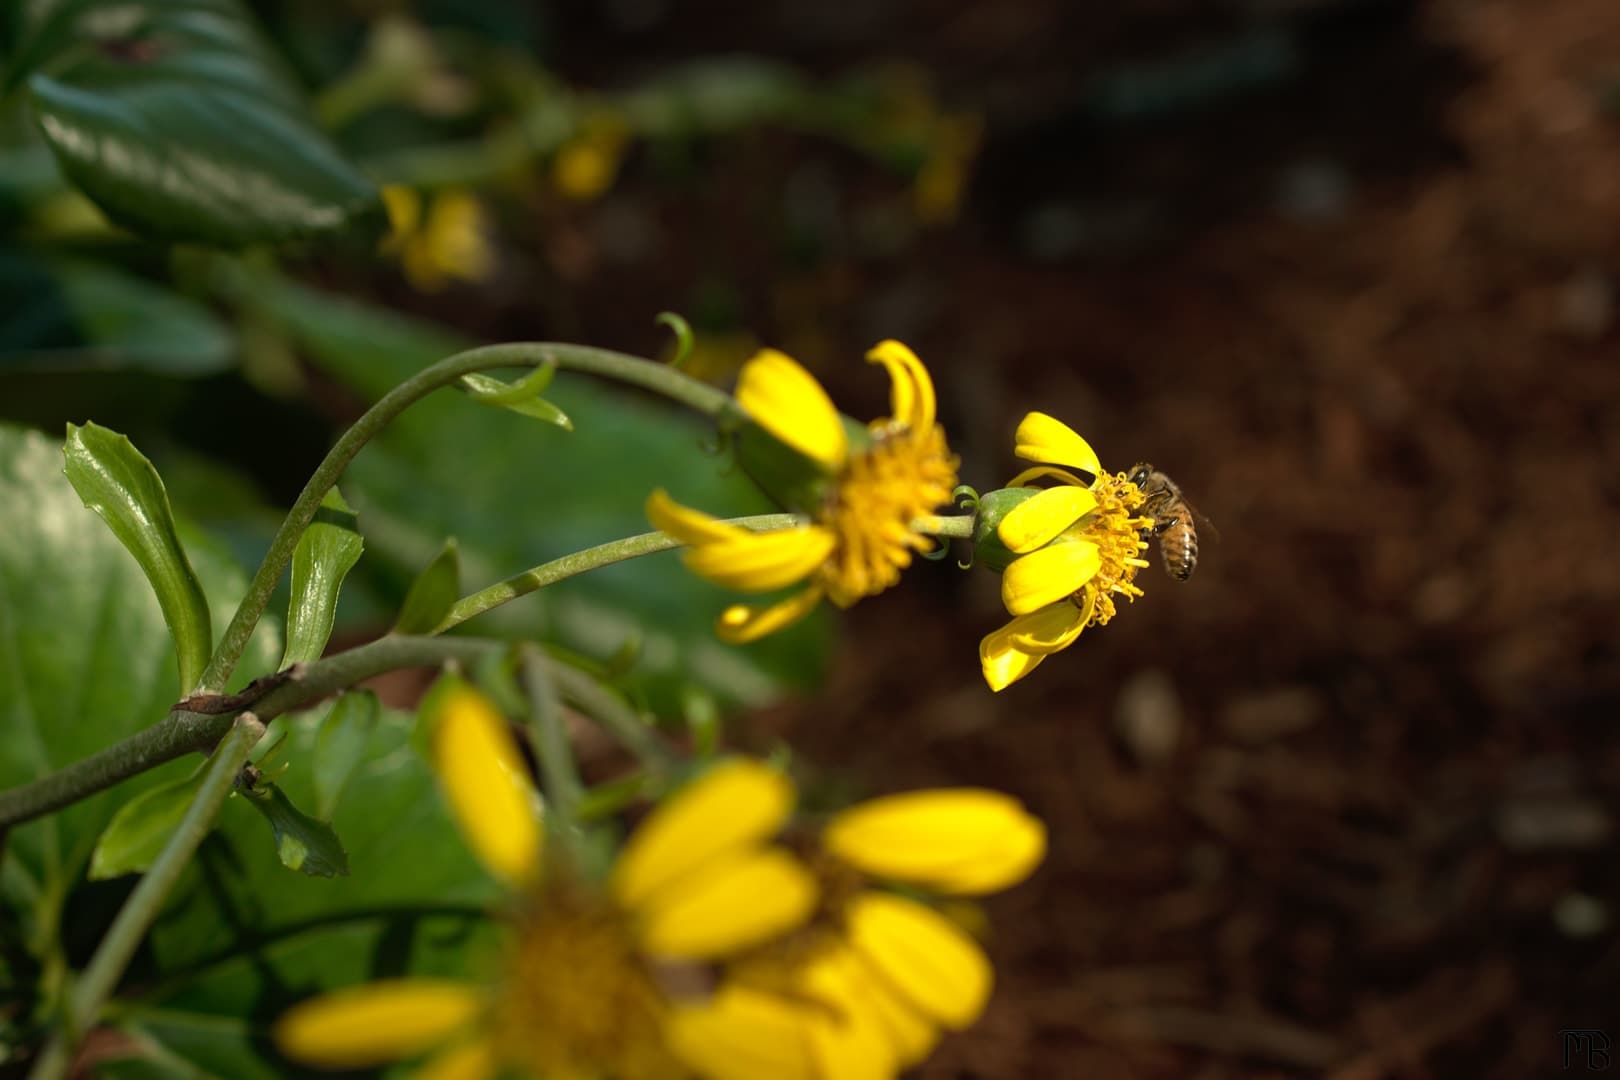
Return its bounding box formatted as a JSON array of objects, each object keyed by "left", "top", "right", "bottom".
[
  {"left": 670, "top": 787, "right": 1046, "bottom": 1080},
  {"left": 913, "top": 112, "right": 984, "bottom": 227},
  {"left": 553, "top": 109, "right": 632, "bottom": 201},
  {"left": 382, "top": 185, "right": 496, "bottom": 292},
  {"left": 648, "top": 341, "right": 958, "bottom": 643},
  {"left": 980, "top": 412, "right": 1153, "bottom": 691},
  {"left": 276, "top": 684, "right": 815, "bottom": 1079}
]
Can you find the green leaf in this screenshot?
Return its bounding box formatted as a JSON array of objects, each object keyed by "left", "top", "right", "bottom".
[
  {"left": 0, "top": 254, "right": 234, "bottom": 375},
  {"left": 281, "top": 487, "right": 363, "bottom": 666},
  {"left": 393, "top": 537, "right": 460, "bottom": 634},
  {"left": 0, "top": 422, "right": 279, "bottom": 945},
  {"left": 13, "top": 0, "right": 384, "bottom": 247},
  {"left": 238, "top": 781, "right": 349, "bottom": 877},
  {"left": 460, "top": 371, "right": 573, "bottom": 430},
  {"left": 88, "top": 763, "right": 207, "bottom": 880},
  {"left": 311, "top": 689, "right": 377, "bottom": 820},
  {"left": 228, "top": 269, "right": 830, "bottom": 709},
  {"left": 63, "top": 421, "right": 213, "bottom": 693}
]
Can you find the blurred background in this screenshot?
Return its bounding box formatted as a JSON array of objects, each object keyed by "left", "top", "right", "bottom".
[{"left": 5, "top": 0, "right": 1620, "bottom": 1076}]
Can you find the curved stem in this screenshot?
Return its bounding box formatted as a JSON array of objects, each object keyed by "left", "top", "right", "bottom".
[
  {"left": 28, "top": 719, "right": 263, "bottom": 1080},
  {"left": 0, "top": 637, "right": 504, "bottom": 829},
  {"left": 199, "top": 343, "right": 738, "bottom": 692},
  {"left": 436, "top": 513, "right": 802, "bottom": 633}
]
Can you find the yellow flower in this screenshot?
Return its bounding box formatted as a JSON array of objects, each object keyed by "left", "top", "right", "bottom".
[
  {"left": 276, "top": 684, "right": 816, "bottom": 1079},
  {"left": 381, "top": 185, "right": 496, "bottom": 292},
  {"left": 553, "top": 108, "right": 632, "bottom": 201},
  {"left": 979, "top": 412, "right": 1154, "bottom": 691},
  {"left": 669, "top": 788, "right": 1046, "bottom": 1080},
  {"left": 648, "top": 341, "right": 958, "bottom": 643}
]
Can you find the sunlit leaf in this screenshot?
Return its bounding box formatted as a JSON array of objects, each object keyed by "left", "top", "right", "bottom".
[
  {"left": 393, "top": 537, "right": 459, "bottom": 634},
  {"left": 282, "top": 487, "right": 363, "bottom": 667}
]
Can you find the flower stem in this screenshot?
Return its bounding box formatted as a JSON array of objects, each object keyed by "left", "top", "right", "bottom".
[
  {"left": 199, "top": 343, "right": 739, "bottom": 693},
  {"left": 0, "top": 636, "right": 504, "bottom": 829},
  {"left": 27, "top": 718, "right": 263, "bottom": 1080},
  {"left": 435, "top": 513, "right": 802, "bottom": 633},
  {"left": 548, "top": 663, "right": 677, "bottom": 773},
  {"left": 912, "top": 513, "right": 976, "bottom": 538},
  {"left": 519, "top": 646, "right": 583, "bottom": 819}
]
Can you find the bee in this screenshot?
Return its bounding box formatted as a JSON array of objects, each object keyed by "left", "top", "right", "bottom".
[{"left": 1127, "top": 463, "right": 1203, "bottom": 581}]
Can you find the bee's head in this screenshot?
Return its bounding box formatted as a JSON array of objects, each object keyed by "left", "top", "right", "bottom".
[{"left": 1127, "top": 463, "right": 1153, "bottom": 488}]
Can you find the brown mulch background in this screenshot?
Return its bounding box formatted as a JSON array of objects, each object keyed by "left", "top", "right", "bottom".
[{"left": 520, "top": 2, "right": 1620, "bottom": 1076}]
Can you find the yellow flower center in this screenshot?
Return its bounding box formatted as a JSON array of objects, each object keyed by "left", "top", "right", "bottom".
[
  {"left": 495, "top": 888, "right": 683, "bottom": 1080},
  {"left": 1069, "top": 471, "right": 1153, "bottom": 626},
  {"left": 818, "top": 422, "right": 958, "bottom": 607}
]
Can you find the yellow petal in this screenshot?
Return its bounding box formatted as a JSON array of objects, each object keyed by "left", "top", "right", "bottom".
[
  {"left": 846, "top": 893, "right": 992, "bottom": 1029},
  {"left": 1006, "top": 464, "right": 1093, "bottom": 489},
  {"left": 1000, "top": 541, "right": 1100, "bottom": 616},
  {"left": 274, "top": 979, "right": 482, "bottom": 1068},
  {"left": 382, "top": 184, "right": 422, "bottom": 240},
  {"left": 800, "top": 946, "right": 899, "bottom": 1080},
  {"left": 717, "top": 585, "right": 825, "bottom": 644},
  {"left": 979, "top": 631, "right": 1044, "bottom": 693},
  {"left": 1005, "top": 598, "right": 1090, "bottom": 656},
  {"left": 429, "top": 684, "right": 542, "bottom": 887},
  {"left": 684, "top": 526, "right": 835, "bottom": 592},
  {"left": 613, "top": 758, "right": 795, "bottom": 911},
  {"left": 666, "top": 985, "right": 818, "bottom": 1080},
  {"left": 637, "top": 847, "right": 817, "bottom": 959},
  {"left": 415, "top": 1037, "right": 499, "bottom": 1080},
  {"left": 1013, "top": 412, "right": 1102, "bottom": 476},
  {"left": 863, "top": 967, "right": 939, "bottom": 1066},
  {"left": 866, "top": 339, "right": 936, "bottom": 430},
  {"left": 647, "top": 489, "right": 751, "bottom": 546},
  {"left": 737, "top": 349, "right": 848, "bottom": 471},
  {"left": 825, "top": 790, "right": 1047, "bottom": 895},
  {"left": 996, "top": 486, "right": 1099, "bottom": 554}
]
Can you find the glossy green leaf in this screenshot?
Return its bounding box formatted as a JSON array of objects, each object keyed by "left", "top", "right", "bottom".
[
  {"left": 460, "top": 371, "right": 573, "bottom": 430},
  {"left": 88, "top": 763, "right": 207, "bottom": 880},
  {"left": 63, "top": 421, "right": 213, "bottom": 692},
  {"left": 227, "top": 269, "right": 830, "bottom": 709},
  {"left": 0, "top": 422, "right": 279, "bottom": 948},
  {"left": 311, "top": 689, "right": 378, "bottom": 820},
  {"left": 239, "top": 781, "right": 349, "bottom": 877},
  {"left": 392, "top": 537, "right": 459, "bottom": 634},
  {"left": 281, "top": 487, "right": 363, "bottom": 667},
  {"left": 0, "top": 254, "right": 233, "bottom": 375},
  {"left": 108, "top": 705, "right": 497, "bottom": 1076},
  {"left": 13, "top": 0, "right": 384, "bottom": 247}
]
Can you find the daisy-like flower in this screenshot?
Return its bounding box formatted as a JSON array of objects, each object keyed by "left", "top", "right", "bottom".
[
  {"left": 669, "top": 788, "right": 1046, "bottom": 1080},
  {"left": 381, "top": 185, "right": 496, "bottom": 292},
  {"left": 978, "top": 412, "right": 1155, "bottom": 692},
  {"left": 275, "top": 683, "right": 816, "bottom": 1079},
  {"left": 648, "top": 341, "right": 958, "bottom": 643}
]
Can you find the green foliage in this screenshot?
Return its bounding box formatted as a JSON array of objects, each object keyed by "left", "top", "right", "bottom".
[
  {"left": 461, "top": 370, "right": 574, "bottom": 430},
  {"left": 63, "top": 421, "right": 214, "bottom": 692},
  {"left": 238, "top": 780, "right": 349, "bottom": 877},
  {"left": 311, "top": 690, "right": 378, "bottom": 820},
  {"left": 7, "top": 0, "right": 384, "bottom": 247},
  {"left": 0, "top": 422, "right": 278, "bottom": 923},
  {"left": 393, "top": 536, "right": 460, "bottom": 634},
  {"left": 89, "top": 764, "right": 207, "bottom": 880},
  {"left": 229, "top": 270, "right": 830, "bottom": 708},
  {"left": 281, "top": 486, "right": 363, "bottom": 667}
]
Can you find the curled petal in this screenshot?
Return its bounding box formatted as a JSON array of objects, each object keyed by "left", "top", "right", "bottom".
[
  {"left": 667, "top": 985, "right": 818, "bottom": 1080},
  {"left": 799, "top": 945, "right": 900, "bottom": 1080},
  {"left": 825, "top": 790, "right": 1047, "bottom": 895},
  {"left": 1005, "top": 465, "right": 1094, "bottom": 489},
  {"left": 717, "top": 585, "right": 825, "bottom": 644},
  {"left": 275, "top": 979, "right": 482, "bottom": 1068},
  {"left": 429, "top": 684, "right": 541, "bottom": 887},
  {"left": 978, "top": 622, "right": 1044, "bottom": 693},
  {"left": 1000, "top": 541, "right": 1100, "bottom": 616},
  {"left": 737, "top": 349, "right": 848, "bottom": 471},
  {"left": 614, "top": 759, "right": 795, "bottom": 911},
  {"left": 1005, "top": 598, "right": 1090, "bottom": 656},
  {"left": 647, "top": 489, "right": 752, "bottom": 545},
  {"left": 996, "top": 486, "right": 1098, "bottom": 554},
  {"left": 864, "top": 965, "right": 940, "bottom": 1066},
  {"left": 1013, "top": 412, "right": 1102, "bottom": 476},
  {"left": 684, "top": 526, "right": 835, "bottom": 592},
  {"left": 867, "top": 339, "right": 937, "bottom": 430},
  {"left": 846, "top": 892, "right": 992, "bottom": 1030},
  {"left": 637, "top": 847, "right": 818, "bottom": 959},
  {"left": 416, "top": 1038, "right": 499, "bottom": 1080}
]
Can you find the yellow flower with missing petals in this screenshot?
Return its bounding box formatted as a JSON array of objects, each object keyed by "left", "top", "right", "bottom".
[
  {"left": 648, "top": 341, "right": 958, "bottom": 643},
  {"left": 381, "top": 185, "right": 496, "bottom": 292},
  {"left": 979, "top": 412, "right": 1154, "bottom": 691},
  {"left": 669, "top": 788, "right": 1046, "bottom": 1080},
  {"left": 276, "top": 683, "right": 816, "bottom": 1079}
]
